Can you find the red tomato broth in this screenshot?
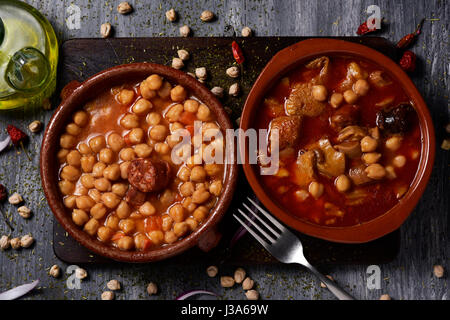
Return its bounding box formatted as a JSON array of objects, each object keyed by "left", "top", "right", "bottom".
[{"left": 254, "top": 56, "right": 421, "bottom": 227}]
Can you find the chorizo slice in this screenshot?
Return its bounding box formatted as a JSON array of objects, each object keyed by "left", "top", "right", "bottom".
[
  {"left": 125, "top": 185, "right": 146, "bottom": 207},
  {"left": 127, "top": 158, "right": 171, "bottom": 192}
]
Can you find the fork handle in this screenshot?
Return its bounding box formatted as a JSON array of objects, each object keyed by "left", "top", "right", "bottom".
[{"left": 303, "top": 263, "right": 355, "bottom": 300}]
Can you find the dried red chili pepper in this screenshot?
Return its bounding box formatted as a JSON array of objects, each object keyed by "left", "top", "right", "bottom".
[
  {"left": 396, "top": 19, "right": 425, "bottom": 49},
  {"left": 6, "top": 125, "right": 31, "bottom": 160},
  {"left": 356, "top": 18, "right": 377, "bottom": 35},
  {"left": 399, "top": 50, "right": 416, "bottom": 72},
  {"left": 231, "top": 41, "right": 244, "bottom": 64}
]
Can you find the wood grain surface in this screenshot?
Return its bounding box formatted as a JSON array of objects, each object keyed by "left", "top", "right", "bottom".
[{"left": 0, "top": 0, "right": 448, "bottom": 300}]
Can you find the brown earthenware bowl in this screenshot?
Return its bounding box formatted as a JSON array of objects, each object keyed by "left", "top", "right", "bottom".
[
  {"left": 40, "top": 62, "right": 238, "bottom": 262},
  {"left": 240, "top": 38, "right": 435, "bottom": 243}
]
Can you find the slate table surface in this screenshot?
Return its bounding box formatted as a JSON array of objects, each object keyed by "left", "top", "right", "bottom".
[{"left": 0, "top": 0, "right": 448, "bottom": 300}]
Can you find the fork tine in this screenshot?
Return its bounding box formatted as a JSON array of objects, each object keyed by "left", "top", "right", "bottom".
[
  {"left": 237, "top": 209, "right": 277, "bottom": 243},
  {"left": 247, "top": 197, "right": 287, "bottom": 232},
  {"left": 242, "top": 203, "right": 281, "bottom": 238},
  {"left": 232, "top": 214, "right": 270, "bottom": 248}
]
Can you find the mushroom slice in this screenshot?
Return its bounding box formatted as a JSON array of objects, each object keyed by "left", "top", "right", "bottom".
[
  {"left": 348, "top": 165, "right": 373, "bottom": 186},
  {"left": 337, "top": 125, "right": 367, "bottom": 142},
  {"left": 315, "top": 138, "right": 345, "bottom": 178},
  {"left": 369, "top": 71, "right": 392, "bottom": 88},
  {"left": 335, "top": 141, "right": 362, "bottom": 159},
  {"left": 305, "top": 56, "right": 330, "bottom": 84},
  {"left": 269, "top": 115, "right": 303, "bottom": 151},
  {"left": 285, "top": 82, "right": 326, "bottom": 117},
  {"left": 375, "top": 96, "right": 395, "bottom": 107},
  {"left": 292, "top": 150, "right": 316, "bottom": 188},
  {"left": 329, "top": 104, "right": 360, "bottom": 131}
]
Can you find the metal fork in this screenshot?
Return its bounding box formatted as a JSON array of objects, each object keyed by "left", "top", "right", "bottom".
[{"left": 233, "top": 197, "right": 355, "bottom": 300}]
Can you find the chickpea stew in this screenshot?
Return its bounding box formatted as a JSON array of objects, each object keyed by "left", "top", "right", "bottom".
[
  {"left": 256, "top": 55, "right": 421, "bottom": 227},
  {"left": 57, "top": 74, "right": 225, "bottom": 251}
]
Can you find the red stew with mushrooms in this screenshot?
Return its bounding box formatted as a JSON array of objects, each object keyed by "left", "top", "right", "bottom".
[{"left": 255, "top": 55, "right": 421, "bottom": 227}]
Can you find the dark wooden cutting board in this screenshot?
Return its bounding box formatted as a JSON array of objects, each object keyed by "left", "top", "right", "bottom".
[{"left": 53, "top": 36, "right": 401, "bottom": 265}]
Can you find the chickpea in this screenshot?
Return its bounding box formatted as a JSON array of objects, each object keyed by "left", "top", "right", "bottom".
[
  {"left": 385, "top": 165, "right": 397, "bottom": 180},
  {"left": 127, "top": 128, "right": 145, "bottom": 145},
  {"left": 184, "top": 99, "right": 199, "bottom": 113},
  {"left": 180, "top": 182, "right": 195, "bottom": 197},
  {"left": 66, "top": 123, "right": 82, "bottom": 136},
  {"left": 120, "top": 113, "right": 140, "bottom": 129},
  {"left": 196, "top": 104, "right": 211, "bottom": 121},
  {"left": 107, "top": 133, "right": 125, "bottom": 152},
  {"left": 76, "top": 185, "right": 89, "bottom": 196},
  {"left": 103, "top": 164, "right": 121, "bottom": 181},
  {"left": 209, "top": 180, "right": 222, "bottom": 196},
  {"left": 83, "top": 218, "right": 100, "bottom": 236},
  {"left": 170, "top": 122, "right": 184, "bottom": 134},
  {"left": 139, "top": 202, "right": 156, "bottom": 216},
  {"left": 166, "top": 134, "right": 182, "bottom": 148},
  {"left": 308, "top": 181, "right": 324, "bottom": 199},
  {"left": 140, "top": 80, "right": 157, "bottom": 100},
  {"left": 149, "top": 230, "right": 164, "bottom": 246},
  {"left": 311, "top": 85, "right": 328, "bottom": 101},
  {"left": 92, "top": 162, "right": 107, "bottom": 177},
  {"left": 72, "top": 209, "right": 89, "bottom": 226},
  {"left": 360, "top": 136, "right": 378, "bottom": 153},
  {"left": 185, "top": 218, "right": 198, "bottom": 231},
  {"left": 146, "top": 74, "right": 163, "bottom": 90},
  {"left": 117, "top": 89, "right": 135, "bottom": 105},
  {"left": 120, "top": 161, "right": 131, "bottom": 179},
  {"left": 88, "top": 189, "right": 102, "bottom": 203},
  {"left": 117, "top": 236, "right": 134, "bottom": 250},
  {"left": 160, "top": 189, "right": 175, "bottom": 206},
  {"left": 81, "top": 155, "right": 96, "bottom": 173},
  {"left": 90, "top": 203, "right": 108, "bottom": 219},
  {"left": 353, "top": 79, "right": 370, "bottom": 96},
  {"left": 182, "top": 197, "right": 197, "bottom": 213},
  {"left": 89, "top": 135, "right": 106, "bottom": 153},
  {"left": 164, "top": 231, "right": 177, "bottom": 244},
  {"left": 80, "top": 174, "right": 95, "bottom": 189},
  {"left": 170, "top": 85, "right": 187, "bottom": 102},
  {"left": 157, "top": 81, "right": 172, "bottom": 99},
  {"left": 385, "top": 136, "right": 402, "bottom": 151},
  {"left": 190, "top": 166, "right": 207, "bottom": 182},
  {"left": 365, "top": 164, "right": 386, "bottom": 180},
  {"left": 186, "top": 154, "right": 202, "bottom": 168},
  {"left": 362, "top": 152, "right": 381, "bottom": 165},
  {"left": 192, "top": 189, "right": 210, "bottom": 204},
  {"left": 106, "top": 214, "right": 120, "bottom": 230},
  {"left": 169, "top": 204, "right": 185, "bottom": 223},
  {"left": 58, "top": 149, "right": 69, "bottom": 163},
  {"left": 343, "top": 89, "right": 358, "bottom": 104},
  {"left": 94, "top": 178, "right": 111, "bottom": 192},
  {"left": 161, "top": 215, "right": 174, "bottom": 231},
  {"left": 166, "top": 104, "right": 184, "bottom": 122},
  {"left": 134, "top": 233, "right": 150, "bottom": 250},
  {"left": 177, "top": 166, "right": 191, "bottom": 182},
  {"left": 193, "top": 206, "right": 208, "bottom": 222},
  {"left": 78, "top": 143, "right": 92, "bottom": 155},
  {"left": 204, "top": 163, "right": 221, "bottom": 176},
  {"left": 76, "top": 195, "right": 96, "bottom": 210},
  {"left": 132, "top": 98, "right": 152, "bottom": 115},
  {"left": 120, "top": 147, "right": 136, "bottom": 161},
  {"left": 330, "top": 92, "right": 344, "bottom": 108},
  {"left": 173, "top": 222, "right": 189, "bottom": 237},
  {"left": 101, "top": 192, "right": 121, "bottom": 209},
  {"left": 133, "top": 144, "right": 151, "bottom": 158},
  {"left": 119, "top": 218, "right": 135, "bottom": 235},
  {"left": 60, "top": 134, "right": 76, "bottom": 149},
  {"left": 116, "top": 200, "right": 131, "bottom": 219},
  {"left": 97, "top": 226, "right": 114, "bottom": 242},
  {"left": 99, "top": 148, "right": 114, "bottom": 164},
  {"left": 154, "top": 142, "right": 170, "bottom": 154},
  {"left": 67, "top": 150, "right": 81, "bottom": 167},
  {"left": 150, "top": 125, "right": 168, "bottom": 141},
  {"left": 61, "top": 165, "right": 81, "bottom": 181},
  {"left": 73, "top": 110, "right": 89, "bottom": 127},
  {"left": 64, "top": 195, "right": 77, "bottom": 209},
  {"left": 335, "top": 175, "right": 351, "bottom": 193},
  {"left": 146, "top": 112, "right": 161, "bottom": 126},
  {"left": 393, "top": 155, "right": 406, "bottom": 168}
]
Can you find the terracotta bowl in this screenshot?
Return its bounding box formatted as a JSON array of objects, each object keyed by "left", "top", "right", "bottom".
[
  {"left": 40, "top": 62, "right": 238, "bottom": 262},
  {"left": 240, "top": 38, "right": 435, "bottom": 243}
]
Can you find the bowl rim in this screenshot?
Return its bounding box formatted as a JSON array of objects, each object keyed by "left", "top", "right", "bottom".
[
  {"left": 40, "top": 62, "right": 238, "bottom": 262},
  {"left": 240, "top": 38, "right": 435, "bottom": 243}
]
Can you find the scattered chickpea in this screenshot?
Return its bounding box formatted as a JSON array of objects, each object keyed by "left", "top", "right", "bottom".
[
  {"left": 147, "top": 282, "right": 158, "bottom": 295},
  {"left": 28, "top": 120, "right": 43, "bottom": 133},
  {"left": 49, "top": 265, "right": 61, "bottom": 278},
  {"left": 10, "top": 237, "right": 21, "bottom": 250},
  {"left": 308, "top": 181, "right": 324, "bottom": 199},
  {"left": 360, "top": 136, "right": 378, "bottom": 153},
  {"left": 441, "top": 139, "right": 450, "bottom": 151},
  {"left": 206, "top": 265, "right": 218, "bottom": 277},
  {"left": 220, "top": 276, "right": 235, "bottom": 288},
  {"left": 117, "top": 2, "right": 132, "bottom": 14},
  {"left": 392, "top": 155, "right": 406, "bottom": 168},
  {"left": 165, "top": 8, "right": 177, "bottom": 22},
  {"left": 107, "top": 279, "right": 121, "bottom": 290},
  {"left": 234, "top": 267, "right": 246, "bottom": 284},
  {"left": 335, "top": 175, "right": 351, "bottom": 193},
  {"left": 242, "top": 277, "right": 254, "bottom": 290},
  {"left": 379, "top": 294, "right": 391, "bottom": 300},
  {"left": 343, "top": 89, "right": 358, "bottom": 104},
  {"left": 311, "top": 85, "right": 328, "bottom": 102},
  {"left": 200, "top": 10, "right": 214, "bottom": 22},
  {"left": 17, "top": 206, "right": 31, "bottom": 219},
  {"left": 0, "top": 235, "right": 10, "bottom": 250},
  {"left": 226, "top": 66, "right": 240, "bottom": 78},
  {"left": 245, "top": 289, "right": 259, "bottom": 300},
  {"left": 172, "top": 57, "right": 184, "bottom": 69},
  {"left": 353, "top": 79, "right": 370, "bottom": 96},
  {"left": 20, "top": 234, "right": 34, "bottom": 248},
  {"left": 101, "top": 291, "right": 115, "bottom": 300},
  {"left": 241, "top": 26, "right": 252, "bottom": 37},
  {"left": 330, "top": 92, "right": 344, "bottom": 108},
  {"left": 385, "top": 136, "right": 402, "bottom": 151},
  {"left": 177, "top": 49, "right": 189, "bottom": 61},
  {"left": 75, "top": 268, "right": 88, "bottom": 280},
  {"left": 365, "top": 163, "right": 386, "bottom": 180},
  {"left": 211, "top": 86, "right": 224, "bottom": 98},
  {"left": 433, "top": 265, "right": 444, "bottom": 278},
  {"left": 229, "top": 83, "right": 240, "bottom": 96},
  {"left": 100, "top": 22, "right": 112, "bottom": 38},
  {"left": 195, "top": 67, "right": 207, "bottom": 81},
  {"left": 179, "top": 25, "right": 191, "bottom": 37},
  {"left": 8, "top": 193, "right": 23, "bottom": 205}
]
